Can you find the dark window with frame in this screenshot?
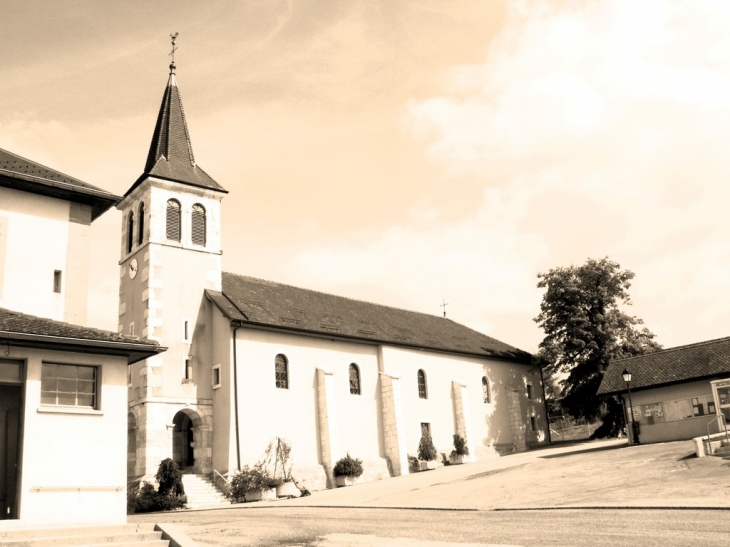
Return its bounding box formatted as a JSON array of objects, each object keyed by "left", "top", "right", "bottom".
[
  {"left": 482, "top": 376, "right": 490, "bottom": 403},
  {"left": 420, "top": 422, "right": 431, "bottom": 437},
  {"left": 191, "top": 203, "right": 206, "bottom": 246},
  {"left": 692, "top": 397, "right": 704, "bottom": 416},
  {"left": 530, "top": 416, "right": 537, "bottom": 432},
  {"left": 41, "top": 363, "right": 98, "bottom": 408},
  {"left": 275, "top": 354, "right": 289, "bottom": 389},
  {"left": 526, "top": 384, "right": 533, "bottom": 400},
  {"left": 417, "top": 369, "right": 427, "bottom": 399},
  {"left": 137, "top": 202, "right": 145, "bottom": 245},
  {"left": 53, "top": 270, "right": 62, "bottom": 293},
  {"left": 349, "top": 363, "right": 361, "bottom": 395},
  {"left": 166, "top": 199, "right": 181, "bottom": 241},
  {"left": 127, "top": 212, "right": 134, "bottom": 253}
]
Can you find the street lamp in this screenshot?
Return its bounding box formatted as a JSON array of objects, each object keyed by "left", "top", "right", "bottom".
[{"left": 622, "top": 368, "right": 639, "bottom": 444}]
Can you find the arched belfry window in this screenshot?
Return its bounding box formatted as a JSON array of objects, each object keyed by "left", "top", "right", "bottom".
[
  {"left": 166, "top": 199, "right": 181, "bottom": 241},
  {"left": 275, "top": 354, "right": 288, "bottom": 389},
  {"left": 191, "top": 204, "right": 206, "bottom": 246},
  {"left": 482, "top": 376, "right": 491, "bottom": 403},
  {"left": 349, "top": 363, "right": 361, "bottom": 395},
  {"left": 137, "top": 202, "right": 145, "bottom": 245},
  {"left": 126, "top": 212, "right": 134, "bottom": 253},
  {"left": 417, "top": 369, "right": 427, "bottom": 399}
]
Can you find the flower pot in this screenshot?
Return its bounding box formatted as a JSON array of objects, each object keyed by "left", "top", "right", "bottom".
[
  {"left": 244, "top": 487, "right": 276, "bottom": 502},
  {"left": 276, "top": 481, "right": 301, "bottom": 498},
  {"left": 335, "top": 475, "right": 358, "bottom": 487},
  {"left": 419, "top": 460, "right": 438, "bottom": 471},
  {"left": 449, "top": 454, "right": 465, "bottom": 465}
]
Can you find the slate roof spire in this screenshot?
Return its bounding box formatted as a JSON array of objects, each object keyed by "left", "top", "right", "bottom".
[{"left": 129, "top": 36, "right": 226, "bottom": 195}]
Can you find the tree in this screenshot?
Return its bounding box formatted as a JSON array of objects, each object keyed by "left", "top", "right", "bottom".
[{"left": 534, "top": 257, "right": 661, "bottom": 429}]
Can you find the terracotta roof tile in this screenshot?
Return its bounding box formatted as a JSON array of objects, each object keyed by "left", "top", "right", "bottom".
[
  {"left": 598, "top": 336, "right": 730, "bottom": 395},
  {"left": 210, "top": 273, "right": 531, "bottom": 363}
]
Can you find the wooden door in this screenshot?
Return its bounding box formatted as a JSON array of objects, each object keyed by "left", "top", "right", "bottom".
[{"left": 0, "top": 385, "right": 20, "bottom": 519}]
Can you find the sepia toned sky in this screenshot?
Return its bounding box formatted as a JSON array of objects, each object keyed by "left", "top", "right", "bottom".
[{"left": 2, "top": 0, "right": 730, "bottom": 353}]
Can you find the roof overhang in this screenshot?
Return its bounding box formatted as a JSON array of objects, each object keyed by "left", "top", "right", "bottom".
[
  {"left": 0, "top": 331, "right": 166, "bottom": 364},
  {"left": 0, "top": 172, "right": 120, "bottom": 221},
  {"left": 598, "top": 372, "right": 730, "bottom": 398}
]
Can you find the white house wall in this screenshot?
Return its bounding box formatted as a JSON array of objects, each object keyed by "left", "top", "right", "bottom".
[
  {"left": 10, "top": 348, "right": 128, "bottom": 525},
  {"left": 0, "top": 186, "right": 91, "bottom": 325}
]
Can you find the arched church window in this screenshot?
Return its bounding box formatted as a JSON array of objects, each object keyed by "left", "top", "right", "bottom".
[
  {"left": 482, "top": 376, "right": 490, "bottom": 403},
  {"left": 191, "top": 203, "right": 206, "bottom": 246},
  {"left": 137, "top": 202, "right": 145, "bottom": 245},
  {"left": 166, "top": 199, "right": 181, "bottom": 241},
  {"left": 127, "top": 212, "right": 134, "bottom": 253},
  {"left": 275, "top": 354, "right": 288, "bottom": 389},
  {"left": 349, "top": 363, "right": 361, "bottom": 395},
  {"left": 417, "top": 369, "right": 427, "bottom": 399}
]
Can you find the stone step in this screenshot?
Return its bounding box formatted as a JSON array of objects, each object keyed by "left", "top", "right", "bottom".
[
  {"left": 181, "top": 474, "right": 231, "bottom": 508},
  {"left": 713, "top": 446, "right": 730, "bottom": 456},
  {"left": 0, "top": 524, "right": 166, "bottom": 547}
]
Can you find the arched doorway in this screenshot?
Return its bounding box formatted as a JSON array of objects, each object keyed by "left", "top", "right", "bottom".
[{"left": 172, "top": 411, "right": 195, "bottom": 471}]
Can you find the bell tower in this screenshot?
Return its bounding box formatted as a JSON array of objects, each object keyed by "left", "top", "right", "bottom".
[{"left": 118, "top": 38, "right": 228, "bottom": 477}]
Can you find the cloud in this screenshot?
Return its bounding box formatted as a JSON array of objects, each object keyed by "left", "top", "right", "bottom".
[{"left": 287, "top": 0, "right": 730, "bottom": 351}]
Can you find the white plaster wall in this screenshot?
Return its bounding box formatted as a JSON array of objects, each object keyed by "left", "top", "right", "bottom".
[
  {"left": 233, "top": 329, "right": 382, "bottom": 471},
  {"left": 380, "top": 346, "right": 546, "bottom": 458},
  {"left": 13, "top": 348, "right": 128, "bottom": 525},
  {"left": 0, "top": 187, "right": 70, "bottom": 321},
  {"left": 623, "top": 379, "right": 722, "bottom": 444}
]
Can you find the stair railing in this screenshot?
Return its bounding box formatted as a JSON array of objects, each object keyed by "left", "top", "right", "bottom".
[
  {"left": 705, "top": 413, "right": 729, "bottom": 454},
  {"left": 213, "top": 469, "right": 231, "bottom": 497}
]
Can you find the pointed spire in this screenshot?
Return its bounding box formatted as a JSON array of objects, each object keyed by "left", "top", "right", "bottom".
[{"left": 135, "top": 35, "right": 226, "bottom": 195}]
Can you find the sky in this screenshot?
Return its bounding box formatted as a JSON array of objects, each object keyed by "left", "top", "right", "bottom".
[{"left": 2, "top": 0, "right": 730, "bottom": 354}]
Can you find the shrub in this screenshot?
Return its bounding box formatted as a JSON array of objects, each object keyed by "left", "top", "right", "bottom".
[
  {"left": 417, "top": 433, "right": 438, "bottom": 462},
  {"left": 451, "top": 434, "right": 469, "bottom": 457},
  {"left": 155, "top": 458, "right": 184, "bottom": 496},
  {"left": 230, "top": 465, "right": 282, "bottom": 502},
  {"left": 333, "top": 453, "right": 363, "bottom": 478},
  {"left": 407, "top": 455, "right": 420, "bottom": 474},
  {"left": 129, "top": 481, "right": 187, "bottom": 514}
]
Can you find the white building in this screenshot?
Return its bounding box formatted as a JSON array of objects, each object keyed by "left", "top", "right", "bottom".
[
  {"left": 122, "top": 60, "right": 549, "bottom": 494},
  {"left": 0, "top": 148, "right": 162, "bottom": 524}
]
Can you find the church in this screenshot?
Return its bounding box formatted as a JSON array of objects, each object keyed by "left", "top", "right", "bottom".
[{"left": 121, "top": 56, "right": 549, "bottom": 493}]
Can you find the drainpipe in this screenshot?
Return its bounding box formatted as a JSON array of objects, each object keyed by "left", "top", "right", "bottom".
[{"left": 232, "top": 326, "right": 241, "bottom": 471}]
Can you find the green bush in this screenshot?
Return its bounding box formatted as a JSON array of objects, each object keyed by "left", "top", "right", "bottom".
[
  {"left": 407, "top": 455, "right": 420, "bottom": 473},
  {"left": 417, "top": 433, "right": 438, "bottom": 461},
  {"left": 333, "top": 453, "right": 363, "bottom": 478},
  {"left": 230, "top": 465, "right": 281, "bottom": 502},
  {"left": 128, "top": 459, "right": 187, "bottom": 514},
  {"left": 451, "top": 434, "right": 469, "bottom": 457}
]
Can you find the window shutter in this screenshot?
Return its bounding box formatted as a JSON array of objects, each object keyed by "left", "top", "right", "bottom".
[
  {"left": 191, "top": 204, "right": 206, "bottom": 246},
  {"left": 166, "top": 200, "right": 181, "bottom": 241}
]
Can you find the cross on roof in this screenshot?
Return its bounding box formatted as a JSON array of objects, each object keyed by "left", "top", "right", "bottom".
[
  {"left": 169, "top": 32, "right": 179, "bottom": 64},
  {"left": 441, "top": 299, "right": 449, "bottom": 318}
]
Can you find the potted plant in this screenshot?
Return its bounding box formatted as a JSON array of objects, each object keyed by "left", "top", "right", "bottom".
[
  {"left": 268, "top": 437, "right": 301, "bottom": 498},
  {"left": 333, "top": 453, "right": 363, "bottom": 487},
  {"left": 449, "top": 433, "right": 469, "bottom": 464},
  {"left": 229, "top": 465, "right": 281, "bottom": 502},
  {"left": 418, "top": 433, "right": 439, "bottom": 470}
]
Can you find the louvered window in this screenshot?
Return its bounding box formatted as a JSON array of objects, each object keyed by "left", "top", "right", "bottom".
[
  {"left": 482, "top": 377, "right": 490, "bottom": 403},
  {"left": 191, "top": 203, "right": 206, "bottom": 246},
  {"left": 166, "top": 199, "right": 181, "bottom": 241},
  {"left": 349, "top": 363, "right": 361, "bottom": 395},
  {"left": 275, "top": 354, "right": 288, "bottom": 389},
  {"left": 137, "top": 202, "right": 145, "bottom": 245},
  {"left": 417, "top": 369, "right": 427, "bottom": 399},
  {"left": 127, "top": 212, "right": 134, "bottom": 253}
]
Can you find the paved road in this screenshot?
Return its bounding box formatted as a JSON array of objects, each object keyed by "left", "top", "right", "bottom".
[{"left": 133, "top": 506, "right": 729, "bottom": 547}]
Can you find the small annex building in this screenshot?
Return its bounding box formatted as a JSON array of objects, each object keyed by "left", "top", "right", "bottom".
[
  {"left": 121, "top": 58, "right": 549, "bottom": 493},
  {"left": 0, "top": 148, "right": 163, "bottom": 525},
  {"left": 598, "top": 337, "right": 730, "bottom": 445}
]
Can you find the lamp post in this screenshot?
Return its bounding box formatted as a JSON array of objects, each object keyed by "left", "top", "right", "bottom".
[{"left": 622, "top": 368, "right": 639, "bottom": 444}]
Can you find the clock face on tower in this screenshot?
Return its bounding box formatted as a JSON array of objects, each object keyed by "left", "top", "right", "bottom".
[{"left": 129, "top": 258, "right": 139, "bottom": 279}]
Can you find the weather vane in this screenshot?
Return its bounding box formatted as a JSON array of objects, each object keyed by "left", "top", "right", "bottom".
[
  {"left": 169, "top": 32, "right": 179, "bottom": 64},
  {"left": 440, "top": 299, "right": 449, "bottom": 318}
]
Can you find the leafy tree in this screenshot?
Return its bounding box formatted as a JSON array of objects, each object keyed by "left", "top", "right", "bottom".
[{"left": 534, "top": 257, "right": 661, "bottom": 429}]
